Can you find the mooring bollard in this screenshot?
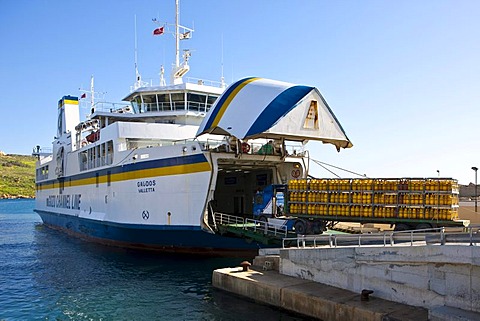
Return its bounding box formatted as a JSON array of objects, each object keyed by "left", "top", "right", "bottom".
[
  {"left": 361, "top": 289, "right": 374, "bottom": 301},
  {"left": 240, "top": 261, "right": 251, "bottom": 271}
]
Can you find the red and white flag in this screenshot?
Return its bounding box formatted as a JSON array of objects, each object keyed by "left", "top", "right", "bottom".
[{"left": 153, "top": 26, "right": 164, "bottom": 35}]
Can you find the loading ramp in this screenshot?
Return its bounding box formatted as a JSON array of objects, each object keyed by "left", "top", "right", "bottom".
[{"left": 212, "top": 212, "right": 298, "bottom": 245}]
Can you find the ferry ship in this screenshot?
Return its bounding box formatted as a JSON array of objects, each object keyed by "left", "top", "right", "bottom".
[{"left": 33, "top": 1, "right": 352, "bottom": 255}]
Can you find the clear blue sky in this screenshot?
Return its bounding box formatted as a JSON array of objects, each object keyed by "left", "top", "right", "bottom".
[{"left": 1, "top": 0, "right": 479, "bottom": 184}]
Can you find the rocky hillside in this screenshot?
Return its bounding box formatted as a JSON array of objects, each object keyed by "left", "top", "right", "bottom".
[{"left": 0, "top": 153, "right": 36, "bottom": 198}]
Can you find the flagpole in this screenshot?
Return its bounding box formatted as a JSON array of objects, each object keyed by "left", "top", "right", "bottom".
[
  {"left": 175, "top": 0, "right": 180, "bottom": 68},
  {"left": 134, "top": 15, "right": 143, "bottom": 90},
  {"left": 90, "top": 75, "right": 95, "bottom": 113}
]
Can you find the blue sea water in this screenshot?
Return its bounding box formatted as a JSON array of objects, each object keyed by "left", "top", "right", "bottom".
[{"left": 0, "top": 199, "right": 309, "bottom": 321}]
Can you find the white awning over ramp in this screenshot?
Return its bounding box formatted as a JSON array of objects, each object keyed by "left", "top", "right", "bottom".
[{"left": 196, "top": 77, "right": 352, "bottom": 150}]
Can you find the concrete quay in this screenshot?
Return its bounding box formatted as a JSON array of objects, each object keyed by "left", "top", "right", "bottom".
[
  {"left": 212, "top": 266, "right": 427, "bottom": 320},
  {"left": 212, "top": 244, "right": 480, "bottom": 320}
]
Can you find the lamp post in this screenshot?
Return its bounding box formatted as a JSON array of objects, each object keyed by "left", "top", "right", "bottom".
[{"left": 473, "top": 167, "right": 478, "bottom": 212}]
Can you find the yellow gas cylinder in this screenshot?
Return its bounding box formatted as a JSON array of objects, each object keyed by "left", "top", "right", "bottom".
[
  {"left": 453, "top": 195, "right": 459, "bottom": 206},
  {"left": 387, "top": 207, "right": 393, "bottom": 218},
  {"left": 337, "top": 180, "right": 343, "bottom": 191},
  {"left": 451, "top": 209, "right": 459, "bottom": 220},
  {"left": 291, "top": 179, "right": 297, "bottom": 190},
  {"left": 334, "top": 205, "right": 341, "bottom": 216},
  {"left": 380, "top": 207, "right": 386, "bottom": 218},
  {"left": 363, "top": 193, "right": 370, "bottom": 204},
  {"left": 405, "top": 208, "right": 412, "bottom": 219},
  {"left": 327, "top": 204, "right": 333, "bottom": 215},
  {"left": 318, "top": 204, "right": 324, "bottom": 214},
  {"left": 317, "top": 180, "right": 324, "bottom": 191},
  {"left": 336, "top": 205, "right": 342, "bottom": 216},
  {"left": 327, "top": 205, "right": 333, "bottom": 216},
  {"left": 351, "top": 180, "right": 357, "bottom": 191},
  {"left": 429, "top": 194, "right": 435, "bottom": 205},
  {"left": 384, "top": 207, "right": 390, "bottom": 218},
  {"left": 358, "top": 205, "right": 363, "bottom": 217}
]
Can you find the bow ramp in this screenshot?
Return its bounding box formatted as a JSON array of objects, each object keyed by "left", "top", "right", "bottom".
[{"left": 196, "top": 77, "right": 352, "bottom": 150}]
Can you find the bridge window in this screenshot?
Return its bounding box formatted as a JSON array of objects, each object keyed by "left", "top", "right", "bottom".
[
  {"left": 207, "top": 94, "right": 219, "bottom": 111},
  {"left": 157, "top": 94, "right": 171, "bottom": 111},
  {"left": 143, "top": 95, "right": 157, "bottom": 112},
  {"left": 171, "top": 93, "right": 185, "bottom": 110},
  {"left": 187, "top": 93, "right": 207, "bottom": 112}
]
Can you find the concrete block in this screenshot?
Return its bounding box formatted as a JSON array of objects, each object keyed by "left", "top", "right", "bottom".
[
  {"left": 253, "top": 255, "right": 279, "bottom": 271},
  {"left": 429, "top": 305, "right": 480, "bottom": 321},
  {"left": 470, "top": 268, "right": 480, "bottom": 312},
  {"left": 212, "top": 267, "right": 309, "bottom": 306},
  {"left": 444, "top": 271, "right": 473, "bottom": 311}
]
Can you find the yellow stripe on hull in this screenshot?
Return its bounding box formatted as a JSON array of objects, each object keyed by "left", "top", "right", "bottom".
[{"left": 38, "top": 161, "right": 211, "bottom": 190}]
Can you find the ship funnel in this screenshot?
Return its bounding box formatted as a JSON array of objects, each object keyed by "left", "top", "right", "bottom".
[{"left": 57, "top": 96, "right": 80, "bottom": 138}]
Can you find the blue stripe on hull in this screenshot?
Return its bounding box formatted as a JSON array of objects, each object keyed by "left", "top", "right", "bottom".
[{"left": 35, "top": 210, "right": 264, "bottom": 256}]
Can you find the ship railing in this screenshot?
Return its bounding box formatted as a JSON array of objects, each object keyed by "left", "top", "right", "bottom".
[
  {"left": 213, "top": 212, "right": 244, "bottom": 226},
  {"left": 196, "top": 138, "right": 306, "bottom": 157},
  {"left": 282, "top": 225, "right": 480, "bottom": 249},
  {"left": 139, "top": 101, "right": 214, "bottom": 113},
  {"left": 184, "top": 77, "right": 226, "bottom": 88},
  {"left": 244, "top": 218, "right": 289, "bottom": 238},
  {"left": 32, "top": 146, "right": 53, "bottom": 160},
  {"left": 212, "top": 212, "right": 288, "bottom": 238},
  {"left": 132, "top": 77, "right": 225, "bottom": 90},
  {"left": 88, "top": 101, "right": 132, "bottom": 113}
]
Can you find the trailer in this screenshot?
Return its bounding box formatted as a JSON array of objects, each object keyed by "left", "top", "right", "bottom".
[{"left": 253, "top": 178, "right": 469, "bottom": 234}]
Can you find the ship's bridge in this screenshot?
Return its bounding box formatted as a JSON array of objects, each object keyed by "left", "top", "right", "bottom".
[{"left": 122, "top": 80, "right": 224, "bottom": 116}]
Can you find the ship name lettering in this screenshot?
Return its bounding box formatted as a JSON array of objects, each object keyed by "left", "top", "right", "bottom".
[
  {"left": 137, "top": 180, "right": 156, "bottom": 187},
  {"left": 45, "top": 194, "right": 81, "bottom": 210},
  {"left": 137, "top": 180, "right": 156, "bottom": 193}
]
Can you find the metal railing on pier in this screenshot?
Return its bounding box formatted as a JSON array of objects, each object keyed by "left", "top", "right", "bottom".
[
  {"left": 213, "top": 212, "right": 289, "bottom": 238},
  {"left": 282, "top": 225, "right": 480, "bottom": 249}
]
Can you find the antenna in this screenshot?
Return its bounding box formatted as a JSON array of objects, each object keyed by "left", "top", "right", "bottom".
[
  {"left": 133, "top": 15, "right": 145, "bottom": 90},
  {"left": 79, "top": 75, "right": 106, "bottom": 118},
  {"left": 160, "top": 65, "right": 166, "bottom": 86},
  {"left": 90, "top": 75, "right": 95, "bottom": 112},
  {"left": 152, "top": 0, "right": 193, "bottom": 85},
  {"left": 175, "top": 0, "right": 180, "bottom": 68},
  {"left": 221, "top": 33, "right": 226, "bottom": 88}
]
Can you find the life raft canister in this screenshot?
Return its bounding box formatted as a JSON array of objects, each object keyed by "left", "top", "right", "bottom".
[{"left": 241, "top": 142, "right": 250, "bottom": 153}]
